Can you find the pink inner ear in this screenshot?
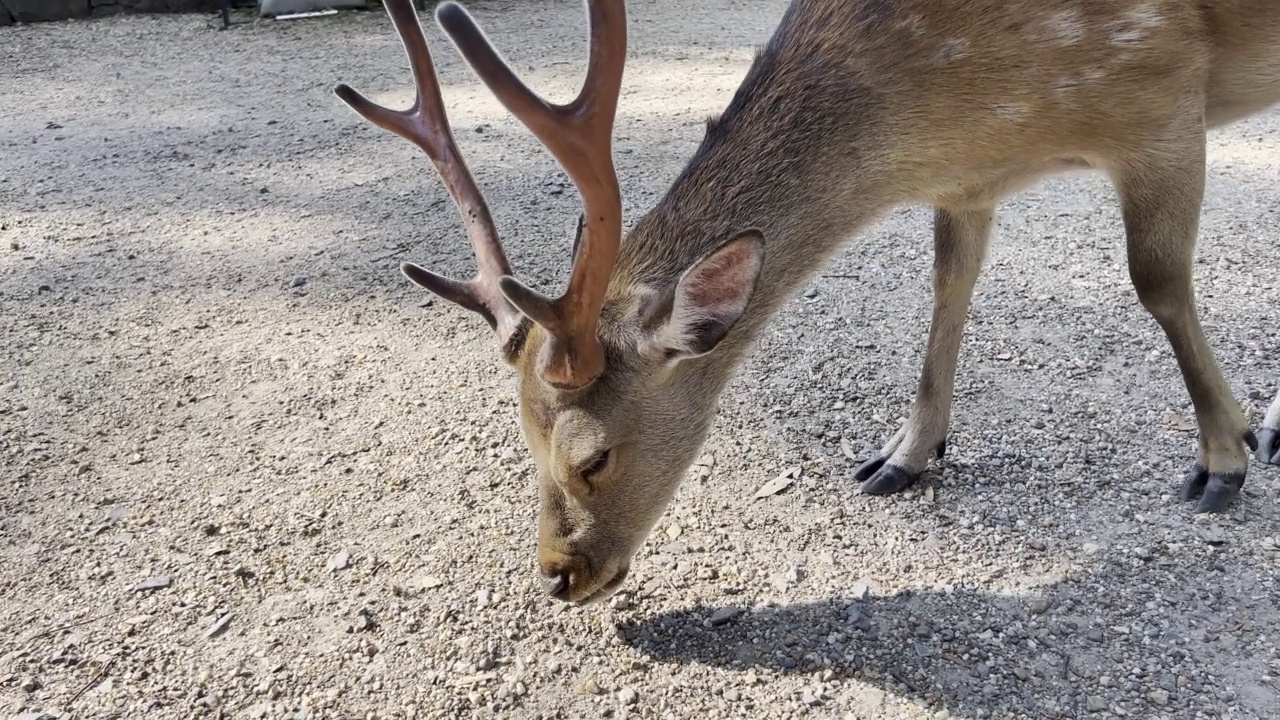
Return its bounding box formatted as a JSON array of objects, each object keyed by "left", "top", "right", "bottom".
[{"left": 685, "top": 242, "right": 758, "bottom": 313}]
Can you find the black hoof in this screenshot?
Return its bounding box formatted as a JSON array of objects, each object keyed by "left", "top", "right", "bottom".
[
  {"left": 1257, "top": 428, "right": 1280, "bottom": 466},
  {"left": 853, "top": 455, "right": 886, "bottom": 482},
  {"left": 859, "top": 463, "right": 920, "bottom": 495},
  {"left": 1178, "top": 464, "right": 1244, "bottom": 514},
  {"left": 853, "top": 440, "right": 946, "bottom": 481}
]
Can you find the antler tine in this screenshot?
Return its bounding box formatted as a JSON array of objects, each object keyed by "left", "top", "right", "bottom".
[
  {"left": 333, "top": 0, "right": 523, "bottom": 344},
  {"left": 437, "top": 0, "right": 627, "bottom": 388}
]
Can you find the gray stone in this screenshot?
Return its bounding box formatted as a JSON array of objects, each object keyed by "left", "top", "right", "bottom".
[
  {"left": 327, "top": 549, "right": 350, "bottom": 572},
  {"left": 709, "top": 607, "right": 740, "bottom": 626},
  {"left": 133, "top": 575, "right": 171, "bottom": 592},
  {"left": 204, "top": 612, "right": 233, "bottom": 638},
  {"left": 1200, "top": 525, "right": 1227, "bottom": 545},
  {"left": 1086, "top": 696, "right": 1107, "bottom": 713}
]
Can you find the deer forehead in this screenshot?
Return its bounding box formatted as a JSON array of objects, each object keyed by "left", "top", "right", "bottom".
[{"left": 550, "top": 409, "right": 608, "bottom": 459}]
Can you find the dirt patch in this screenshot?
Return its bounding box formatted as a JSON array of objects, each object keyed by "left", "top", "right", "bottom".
[{"left": 2, "top": 2, "right": 1279, "bottom": 718}]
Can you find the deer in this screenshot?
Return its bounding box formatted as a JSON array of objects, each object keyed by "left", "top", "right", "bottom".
[
  {"left": 1262, "top": 391, "right": 1280, "bottom": 465},
  {"left": 334, "top": 0, "right": 1280, "bottom": 604}
]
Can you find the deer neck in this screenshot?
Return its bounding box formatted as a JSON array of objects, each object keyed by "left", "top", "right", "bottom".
[{"left": 614, "top": 59, "right": 892, "bottom": 375}]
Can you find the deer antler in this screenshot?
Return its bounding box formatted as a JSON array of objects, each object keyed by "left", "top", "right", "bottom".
[
  {"left": 336, "top": 0, "right": 627, "bottom": 389},
  {"left": 333, "top": 0, "right": 523, "bottom": 347},
  {"left": 436, "top": 0, "right": 626, "bottom": 389}
]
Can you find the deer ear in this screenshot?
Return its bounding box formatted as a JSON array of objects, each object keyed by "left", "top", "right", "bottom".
[{"left": 646, "top": 230, "right": 765, "bottom": 363}]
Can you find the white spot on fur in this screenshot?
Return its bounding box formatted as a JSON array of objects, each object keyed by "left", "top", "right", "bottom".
[
  {"left": 935, "top": 39, "right": 968, "bottom": 63},
  {"left": 1109, "top": 3, "right": 1165, "bottom": 46},
  {"left": 1126, "top": 4, "right": 1166, "bottom": 28},
  {"left": 1053, "top": 77, "right": 1082, "bottom": 96},
  {"left": 1042, "top": 9, "right": 1085, "bottom": 46},
  {"left": 898, "top": 15, "right": 926, "bottom": 36},
  {"left": 1110, "top": 27, "right": 1145, "bottom": 45},
  {"left": 993, "top": 102, "right": 1027, "bottom": 121}
]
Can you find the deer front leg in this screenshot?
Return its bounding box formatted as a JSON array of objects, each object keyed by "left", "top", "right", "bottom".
[
  {"left": 856, "top": 206, "right": 994, "bottom": 495},
  {"left": 1259, "top": 390, "right": 1280, "bottom": 465},
  {"left": 1114, "top": 140, "right": 1255, "bottom": 513}
]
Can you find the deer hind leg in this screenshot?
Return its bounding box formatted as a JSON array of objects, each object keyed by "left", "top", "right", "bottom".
[
  {"left": 1259, "top": 390, "right": 1280, "bottom": 465},
  {"left": 857, "top": 206, "right": 994, "bottom": 494},
  {"left": 1113, "top": 135, "right": 1255, "bottom": 513}
]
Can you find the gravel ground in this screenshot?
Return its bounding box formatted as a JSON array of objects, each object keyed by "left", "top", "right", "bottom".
[{"left": 2, "top": 2, "right": 1279, "bottom": 719}]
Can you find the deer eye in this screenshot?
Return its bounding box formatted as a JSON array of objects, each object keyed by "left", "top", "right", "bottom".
[{"left": 578, "top": 449, "right": 611, "bottom": 483}]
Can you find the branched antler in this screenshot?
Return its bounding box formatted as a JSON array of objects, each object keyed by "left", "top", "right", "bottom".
[
  {"left": 336, "top": 0, "right": 628, "bottom": 389},
  {"left": 335, "top": 0, "right": 523, "bottom": 345}
]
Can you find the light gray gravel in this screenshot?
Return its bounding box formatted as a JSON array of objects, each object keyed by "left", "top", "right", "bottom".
[{"left": 2, "top": 2, "right": 1279, "bottom": 719}]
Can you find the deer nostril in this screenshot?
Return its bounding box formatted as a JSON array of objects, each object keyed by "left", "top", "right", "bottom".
[{"left": 542, "top": 572, "right": 570, "bottom": 598}]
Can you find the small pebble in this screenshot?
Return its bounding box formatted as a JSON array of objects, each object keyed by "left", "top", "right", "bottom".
[
  {"left": 204, "top": 612, "right": 233, "bottom": 639},
  {"left": 709, "top": 607, "right": 741, "bottom": 627},
  {"left": 328, "top": 549, "right": 351, "bottom": 572},
  {"left": 132, "top": 575, "right": 171, "bottom": 592},
  {"left": 1200, "top": 526, "right": 1227, "bottom": 545}
]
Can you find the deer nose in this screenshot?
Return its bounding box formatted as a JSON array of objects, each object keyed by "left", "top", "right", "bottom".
[{"left": 541, "top": 572, "right": 570, "bottom": 599}]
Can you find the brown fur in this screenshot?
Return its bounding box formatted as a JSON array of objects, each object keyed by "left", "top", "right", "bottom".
[{"left": 353, "top": 0, "right": 1280, "bottom": 603}]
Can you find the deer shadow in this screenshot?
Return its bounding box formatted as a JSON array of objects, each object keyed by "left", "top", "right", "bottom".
[{"left": 617, "top": 559, "right": 1278, "bottom": 719}]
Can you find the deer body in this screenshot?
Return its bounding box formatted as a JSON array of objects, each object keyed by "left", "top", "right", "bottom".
[
  {"left": 338, "top": 0, "right": 1280, "bottom": 604},
  {"left": 1261, "top": 391, "right": 1280, "bottom": 465}
]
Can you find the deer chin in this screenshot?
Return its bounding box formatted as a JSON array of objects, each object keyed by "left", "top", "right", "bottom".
[{"left": 572, "top": 564, "right": 631, "bottom": 606}]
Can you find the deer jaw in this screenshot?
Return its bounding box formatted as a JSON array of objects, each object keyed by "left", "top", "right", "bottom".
[{"left": 512, "top": 233, "right": 766, "bottom": 604}]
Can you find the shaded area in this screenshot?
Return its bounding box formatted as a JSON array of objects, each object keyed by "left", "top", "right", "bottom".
[{"left": 622, "top": 559, "right": 1277, "bottom": 718}]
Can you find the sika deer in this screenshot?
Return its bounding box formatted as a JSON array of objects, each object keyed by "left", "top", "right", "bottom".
[
  {"left": 1260, "top": 391, "right": 1280, "bottom": 465},
  {"left": 336, "top": 0, "right": 1280, "bottom": 604}
]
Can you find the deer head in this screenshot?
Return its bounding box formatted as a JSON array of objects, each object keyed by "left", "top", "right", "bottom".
[{"left": 336, "top": 0, "right": 765, "bottom": 604}]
